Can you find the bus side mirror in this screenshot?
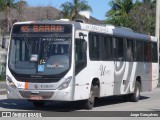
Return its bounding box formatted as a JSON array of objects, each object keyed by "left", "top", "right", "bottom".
[
  {"left": 78, "top": 32, "right": 87, "bottom": 52},
  {"left": 2, "top": 38, "right": 6, "bottom": 49}
]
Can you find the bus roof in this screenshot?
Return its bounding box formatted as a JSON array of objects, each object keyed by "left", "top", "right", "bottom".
[{"left": 13, "top": 20, "right": 157, "bottom": 42}]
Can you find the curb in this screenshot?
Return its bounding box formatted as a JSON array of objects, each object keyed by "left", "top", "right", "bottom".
[
  {"left": 0, "top": 82, "right": 6, "bottom": 95},
  {"left": 0, "top": 89, "right": 6, "bottom": 95}
]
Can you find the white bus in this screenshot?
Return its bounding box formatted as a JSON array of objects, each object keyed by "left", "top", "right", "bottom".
[{"left": 3, "top": 20, "right": 159, "bottom": 109}]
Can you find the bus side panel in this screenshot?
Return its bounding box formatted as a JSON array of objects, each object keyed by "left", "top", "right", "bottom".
[
  {"left": 99, "top": 61, "right": 114, "bottom": 97},
  {"left": 128, "top": 62, "right": 137, "bottom": 93},
  {"left": 114, "top": 61, "right": 127, "bottom": 95},
  {"left": 151, "top": 63, "right": 159, "bottom": 90},
  {"left": 139, "top": 63, "right": 151, "bottom": 92},
  {"left": 113, "top": 61, "right": 154, "bottom": 94},
  {"left": 74, "top": 66, "right": 94, "bottom": 101},
  {"left": 113, "top": 62, "right": 136, "bottom": 95},
  {"left": 74, "top": 61, "right": 114, "bottom": 100},
  {"left": 131, "top": 62, "right": 153, "bottom": 92}
]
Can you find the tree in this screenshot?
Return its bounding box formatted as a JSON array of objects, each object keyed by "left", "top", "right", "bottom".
[
  {"left": 16, "top": 0, "right": 28, "bottom": 21},
  {"left": 0, "top": 0, "right": 27, "bottom": 31},
  {"left": 0, "top": 0, "right": 5, "bottom": 12},
  {"left": 0, "top": 0, "right": 16, "bottom": 31},
  {"left": 60, "top": 0, "right": 92, "bottom": 20},
  {"left": 142, "top": 0, "right": 156, "bottom": 4},
  {"left": 106, "top": 0, "right": 156, "bottom": 35},
  {"left": 136, "top": 0, "right": 156, "bottom": 8},
  {"left": 60, "top": 2, "right": 72, "bottom": 19},
  {"left": 129, "top": 0, "right": 156, "bottom": 35},
  {"left": 105, "top": 0, "right": 133, "bottom": 27}
]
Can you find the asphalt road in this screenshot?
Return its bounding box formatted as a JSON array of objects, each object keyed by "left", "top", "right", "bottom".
[{"left": 0, "top": 88, "right": 159, "bottom": 113}]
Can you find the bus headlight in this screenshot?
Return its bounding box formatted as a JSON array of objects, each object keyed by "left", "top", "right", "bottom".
[
  {"left": 6, "top": 76, "right": 16, "bottom": 89},
  {"left": 57, "top": 76, "right": 72, "bottom": 90}
]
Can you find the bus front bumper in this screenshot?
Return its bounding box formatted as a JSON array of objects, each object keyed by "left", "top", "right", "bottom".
[{"left": 6, "top": 85, "right": 74, "bottom": 101}]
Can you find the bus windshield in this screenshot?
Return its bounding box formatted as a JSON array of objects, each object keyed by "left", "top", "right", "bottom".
[{"left": 9, "top": 24, "right": 72, "bottom": 76}]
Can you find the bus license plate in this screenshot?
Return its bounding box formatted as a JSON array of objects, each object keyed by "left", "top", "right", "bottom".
[{"left": 30, "top": 96, "right": 43, "bottom": 100}]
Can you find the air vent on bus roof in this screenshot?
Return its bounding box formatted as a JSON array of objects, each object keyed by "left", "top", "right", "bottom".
[
  {"left": 117, "top": 26, "right": 133, "bottom": 32},
  {"left": 55, "top": 19, "right": 70, "bottom": 22},
  {"left": 75, "top": 19, "right": 85, "bottom": 23},
  {"left": 105, "top": 24, "right": 115, "bottom": 27}
]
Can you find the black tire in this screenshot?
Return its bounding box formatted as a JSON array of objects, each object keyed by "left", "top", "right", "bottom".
[
  {"left": 84, "top": 85, "right": 95, "bottom": 110},
  {"left": 33, "top": 101, "right": 45, "bottom": 107},
  {"left": 130, "top": 81, "right": 141, "bottom": 102}
]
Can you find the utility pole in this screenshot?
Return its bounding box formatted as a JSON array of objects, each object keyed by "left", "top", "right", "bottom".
[{"left": 155, "top": 0, "right": 160, "bottom": 39}]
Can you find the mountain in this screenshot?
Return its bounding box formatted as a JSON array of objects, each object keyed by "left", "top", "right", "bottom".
[{"left": 0, "top": 6, "right": 104, "bottom": 32}]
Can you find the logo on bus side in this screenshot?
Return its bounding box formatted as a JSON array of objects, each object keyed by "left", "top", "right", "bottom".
[{"left": 99, "top": 65, "right": 111, "bottom": 76}]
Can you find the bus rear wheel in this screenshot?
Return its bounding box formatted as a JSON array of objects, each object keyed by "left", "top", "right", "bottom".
[
  {"left": 32, "top": 101, "right": 45, "bottom": 107},
  {"left": 129, "top": 81, "right": 141, "bottom": 102}
]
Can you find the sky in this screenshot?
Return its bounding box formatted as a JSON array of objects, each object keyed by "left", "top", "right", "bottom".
[{"left": 26, "top": 0, "right": 111, "bottom": 20}]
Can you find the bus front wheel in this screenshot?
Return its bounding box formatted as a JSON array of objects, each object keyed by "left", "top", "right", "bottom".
[{"left": 84, "top": 85, "right": 95, "bottom": 110}]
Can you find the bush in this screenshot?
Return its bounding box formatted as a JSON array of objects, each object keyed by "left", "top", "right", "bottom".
[{"left": 0, "top": 74, "right": 5, "bottom": 81}]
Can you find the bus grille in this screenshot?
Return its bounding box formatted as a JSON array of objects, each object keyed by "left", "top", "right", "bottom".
[{"left": 15, "top": 77, "right": 61, "bottom": 83}]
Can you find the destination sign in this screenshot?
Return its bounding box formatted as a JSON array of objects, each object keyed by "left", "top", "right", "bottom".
[
  {"left": 12, "top": 24, "right": 72, "bottom": 34},
  {"left": 21, "top": 25, "right": 64, "bottom": 33}
]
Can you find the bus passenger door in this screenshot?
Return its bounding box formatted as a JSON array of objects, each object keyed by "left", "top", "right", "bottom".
[{"left": 74, "top": 30, "right": 90, "bottom": 100}]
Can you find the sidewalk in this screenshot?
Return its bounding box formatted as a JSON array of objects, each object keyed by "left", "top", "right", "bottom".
[
  {"left": 0, "top": 82, "right": 6, "bottom": 95},
  {"left": 0, "top": 81, "right": 6, "bottom": 89}
]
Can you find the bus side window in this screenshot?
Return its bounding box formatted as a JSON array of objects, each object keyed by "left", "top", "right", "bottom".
[
  {"left": 112, "top": 37, "right": 117, "bottom": 60},
  {"left": 76, "top": 40, "right": 83, "bottom": 62},
  {"left": 75, "top": 39, "right": 87, "bottom": 62},
  {"left": 102, "top": 35, "right": 112, "bottom": 60},
  {"left": 89, "top": 33, "right": 100, "bottom": 60},
  {"left": 136, "top": 41, "right": 144, "bottom": 61},
  {"left": 75, "top": 39, "right": 87, "bottom": 74},
  {"left": 144, "top": 42, "right": 151, "bottom": 62},
  {"left": 114, "top": 37, "right": 124, "bottom": 61},
  {"left": 126, "top": 39, "right": 134, "bottom": 61},
  {"left": 100, "top": 35, "right": 105, "bottom": 60},
  {"left": 151, "top": 42, "right": 158, "bottom": 62}
]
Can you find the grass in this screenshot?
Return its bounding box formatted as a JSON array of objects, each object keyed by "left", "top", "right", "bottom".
[{"left": 0, "top": 75, "right": 5, "bottom": 82}]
